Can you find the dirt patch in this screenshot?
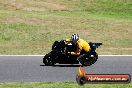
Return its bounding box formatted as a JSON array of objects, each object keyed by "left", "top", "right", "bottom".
[
  {"left": 27, "top": 1, "right": 66, "bottom": 11},
  {"left": 3, "top": 16, "right": 47, "bottom": 25},
  {"left": 23, "top": 7, "right": 47, "bottom": 12},
  {"left": 0, "top": 0, "right": 66, "bottom": 11},
  {"left": 106, "top": 47, "right": 132, "bottom": 50}
]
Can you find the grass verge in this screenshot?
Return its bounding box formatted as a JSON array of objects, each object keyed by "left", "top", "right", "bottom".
[
  {"left": 0, "top": 0, "right": 131, "bottom": 55},
  {"left": 0, "top": 82, "right": 132, "bottom": 88}
]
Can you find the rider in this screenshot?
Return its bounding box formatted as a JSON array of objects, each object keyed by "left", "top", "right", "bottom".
[{"left": 65, "top": 34, "right": 91, "bottom": 56}]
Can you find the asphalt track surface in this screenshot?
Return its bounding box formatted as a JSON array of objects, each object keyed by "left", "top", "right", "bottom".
[{"left": 0, "top": 56, "right": 132, "bottom": 82}]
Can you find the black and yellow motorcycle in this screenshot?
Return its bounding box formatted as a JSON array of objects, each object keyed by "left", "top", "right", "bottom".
[{"left": 43, "top": 40, "right": 102, "bottom": 66}]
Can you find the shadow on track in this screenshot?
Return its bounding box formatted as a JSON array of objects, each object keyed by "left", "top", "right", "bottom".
[{"left": 40, "top": 64, "right": 82, "bottom": 67}]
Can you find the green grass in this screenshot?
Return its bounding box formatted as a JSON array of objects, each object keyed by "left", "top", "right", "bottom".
[
  {"left": 0, "top": 0, "right": 131, "bottom": 55},
  {"left": 0, "top": 82, "right": 132, "bottom": 88}
]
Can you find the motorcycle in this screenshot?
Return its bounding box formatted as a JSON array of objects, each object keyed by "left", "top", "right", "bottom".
[{"left": 43, "top": 40, "right": 102, "bottom": 66}]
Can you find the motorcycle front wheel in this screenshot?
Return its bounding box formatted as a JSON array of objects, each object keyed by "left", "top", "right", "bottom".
[{"left": 43, "top": 52, "right": 55, "bottom": 66}]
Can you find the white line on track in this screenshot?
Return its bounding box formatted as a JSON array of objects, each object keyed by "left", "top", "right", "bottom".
[{"left": 0, "top": 55, "right": 132, "bottom": 56}]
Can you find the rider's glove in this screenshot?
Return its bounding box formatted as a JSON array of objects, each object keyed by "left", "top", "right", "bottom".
[{"left": 68, "top": 52, "right": 71, "bottom": 54}]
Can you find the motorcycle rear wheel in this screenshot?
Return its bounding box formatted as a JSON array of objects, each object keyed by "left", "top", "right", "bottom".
[{"left": 80, "top": 52, "right": 98, "bottom": 66}]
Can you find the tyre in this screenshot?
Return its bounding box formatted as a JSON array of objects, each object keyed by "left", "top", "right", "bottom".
[
  {"left": 43, "top": 52, "right": 55, "bottom": 66},
  {"left": 80, "top": 52, "right": 98, "bottom": 66},
  {"left": 76, "top": 75, "right": 87, "bottom": 85}
]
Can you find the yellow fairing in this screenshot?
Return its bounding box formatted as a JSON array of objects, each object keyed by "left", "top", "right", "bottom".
[{"left": 71, "top": 39, "right": 90, "bottom": 56}]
